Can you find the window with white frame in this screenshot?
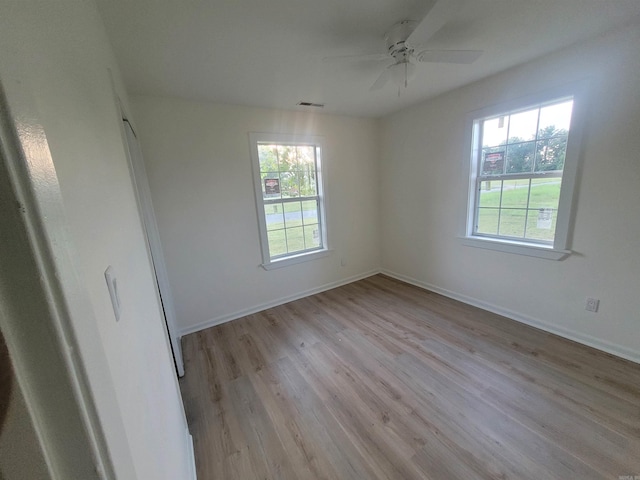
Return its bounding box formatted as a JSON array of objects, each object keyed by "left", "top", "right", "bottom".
[
  {"left": 250, "top": 133, "right": 327, "bottom": 268},
  {"left": 465, "top": 88, "right": 584, "bottom": 259}
]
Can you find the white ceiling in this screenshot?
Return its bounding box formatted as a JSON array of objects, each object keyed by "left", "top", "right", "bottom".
[{"left": 96, "top": 0, "right": 640, "bottom": 118}]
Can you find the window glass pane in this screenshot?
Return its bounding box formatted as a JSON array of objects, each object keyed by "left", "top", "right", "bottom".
[
  {"left": 481, "top": 149, "right": 505, "bottom": 176},
  {"left": 267, "top": 230, "right": 287, "bottom": 257},
  {"left": 525, "top": 209, "right": 557, "bottom": 242},
  {"left": 264, "top": 204, "right": 285, "bottom": 231},
  {"left": 280, "top": 172, "right": 300, "bottom": 197},
  {"left": 508, "top": 108, "right": 539, "bottom": 144},
  {"left": 296, "top": 171, "right": 307, "bottom": 195},
  {"left": 304, "top": 224, "right": 321, "bottom": 249},
  {"left": 292, "top": 147, "right": 302, "bottom": 171},
  {"left": 285, "top": 227, "right": 305, "bottom": 253},
  {"left": 478, "top": 180, "right": 501, "bottom": 207},
  {"left": 528, "top": 179, "right": 561, "bottom": 210},
  {"left": 301, "top": 199, "right": 318, "bottom": 225},
  {"left": 258, "top": 145, "right": 279, "bottom": 173},
  {"left": 469, "top": 96, "right": 576, "bottom": 248},
  {"left": 262, "top": 174, "right": 282, "bottom": 200},
  {"left": 277, "top": 145, "right": 296, "bottom": 172},
  {"left": 476, "top": 208, "right": 499, "bottom": 235},
  {"left": 482, "top": 116, "right": 508, "bottom": 147},
  {"left": 506, "top": 141, "right": 535, "bottom": 174},
  {"left": 498, "top": 209, "right": 527, "bottom": 238},
  {"left": 538, "top": 100, "right": 573, "bottom": 137},
  {"left": 288, "top": 171, "right": 305, "bottom": 197},
  {"left": 283, "top": 201, "right": 303, "bottom": 228},
  {"left": 535, "top": 137, "right": 567, "bottom": 172},
  {"left": 298, "top": 167, "right": 317, "bottom": 196},
  {"left": 500, "top": 179, "right": 530, "bottom": 208},
  {"left": 297, "top": 146, "right": 315, "bottom": 170},
  {"left": 253, "top": 136, "right": 325, "bottom": 263}
]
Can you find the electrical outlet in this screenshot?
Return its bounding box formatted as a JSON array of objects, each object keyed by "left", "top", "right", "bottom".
[{"left": 585, "top": 297, "right": 599, "bottom": 313}]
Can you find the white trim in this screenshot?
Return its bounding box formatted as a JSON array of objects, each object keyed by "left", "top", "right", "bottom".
[
  {"left": 460, "top": 236, "right": 570, "bottom": 260},
  {"left": 180, "top": 266, "right": 640, "bottom": 365},
  {"left": 462, "top": 81, "right": 589, "bottom": 256},
  {"left": 0, "top": 80, "right": 119, "bottom": 478},
  {"left": 261, "top": 249, "right": 332, "bottom": 270},
  {"left": 186, "top": 428, "right": 197, "bottom": 480},
  {"left": 381, "top": 269, "right": 640, "bottom": 365},
  {"left": 179, "top": 270, "right": 379, "bottom": 336},
  {"left": 249, "top": 132, "right": 328, "bottom": 268}
]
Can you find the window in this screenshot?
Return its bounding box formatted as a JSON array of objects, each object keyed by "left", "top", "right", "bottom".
[
  {"left": 464, "top": 87, "right": 585, "bottom": 259},
  {"left": 250, "top": 133, "right": 328, "bottom": 269}
]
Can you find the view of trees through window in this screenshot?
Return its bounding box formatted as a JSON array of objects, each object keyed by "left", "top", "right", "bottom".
[
  {"left": 257, "top": 143, "right": 322, "bottom": 258},
  {"left": 474, "top": 99, "right": 573, "bottom": 243}
]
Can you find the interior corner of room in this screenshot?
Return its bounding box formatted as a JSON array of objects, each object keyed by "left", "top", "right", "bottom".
[{"left": 0, "top": 1, "right": 638, "bottom": 479}]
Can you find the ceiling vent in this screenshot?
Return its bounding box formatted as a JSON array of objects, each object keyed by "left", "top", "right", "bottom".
[{"left": 297, "top": 101, "right": 324, "bottom": 108}]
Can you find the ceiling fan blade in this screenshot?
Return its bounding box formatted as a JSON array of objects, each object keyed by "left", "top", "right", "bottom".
[
  {"left": 406, "top": 0, "right": 464, "bottom": 46},
  {"left": 416, "top": 49, "right": 482, "bottom": 64},
  {"left": 322, "top": 53, "right": 390, "bottom": 63},
  {"left": 370, "top": 68, "right": 391, "bottom": 91}
]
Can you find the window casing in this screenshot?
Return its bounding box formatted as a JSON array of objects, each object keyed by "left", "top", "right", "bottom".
[
  {"left": 464, "top": 86, "right": 586, "bottom": 259},
  {"left": 250, "top": 133, "right": 328, "bottom": 269}
]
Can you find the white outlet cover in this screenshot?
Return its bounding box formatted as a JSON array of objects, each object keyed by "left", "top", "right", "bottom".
[{"left": 585, "top": 297, "right": 599, "bottom": 313}]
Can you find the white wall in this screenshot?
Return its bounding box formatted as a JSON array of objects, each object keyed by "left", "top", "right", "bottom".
[
  {"left": 380, "top": 23, "right": 640, "bottom": 362},
  {"left": 131, "top": 97, "right": 380, "bottom": 334},
  {"left": 0, "top": 2, "right": 193, "bottom": 478}
]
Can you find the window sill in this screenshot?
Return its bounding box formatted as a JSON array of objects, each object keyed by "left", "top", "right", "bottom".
[
  {"left": 261, "top": 249, "right": 332, "bottom": 270},
  {"left": 460, "top": 236, "right": 571, "bottom": 260}
]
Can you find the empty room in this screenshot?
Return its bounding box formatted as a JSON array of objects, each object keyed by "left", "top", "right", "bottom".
[{"left": 0, "top": 0, "right": 639, "bottom": 479}]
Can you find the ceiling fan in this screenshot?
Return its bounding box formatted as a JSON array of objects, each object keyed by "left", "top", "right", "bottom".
[{"left": 324, "top": 0, "right": 482, "bottom": 92}]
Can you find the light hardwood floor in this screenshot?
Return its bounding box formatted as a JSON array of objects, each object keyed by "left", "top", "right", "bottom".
[{"left": 179, "top": 274, "right": 640, "bottom": 480}]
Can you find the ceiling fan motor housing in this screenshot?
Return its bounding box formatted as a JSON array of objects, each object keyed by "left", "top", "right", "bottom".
[{"left": 385, "top": 20, "right": 417, "bottom": 61}]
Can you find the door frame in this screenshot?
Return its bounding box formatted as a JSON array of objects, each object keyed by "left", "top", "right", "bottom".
[
  {"left": 120, "top": 115, "right": 185, "bottom": 377},
  {"left": 0, "top": 80, "right": 118, "bottom": 479}
]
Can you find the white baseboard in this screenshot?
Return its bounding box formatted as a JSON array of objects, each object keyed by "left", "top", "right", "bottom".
[
  {"left": 381, "top": 269, "right": 640, "bottom": 365},
  {"left": 179, "top": 269, "right": 380, "bottom": 337},
  {"left": 186, "top": 428, "right": 196, "bottom": 480},
  {"left": 178, "top": 267, "right": 639, "bottom": 365}
]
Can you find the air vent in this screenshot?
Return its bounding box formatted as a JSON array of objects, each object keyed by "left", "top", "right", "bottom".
[{"left": 297, "top": 101, "right": 325, "bottom": 108}]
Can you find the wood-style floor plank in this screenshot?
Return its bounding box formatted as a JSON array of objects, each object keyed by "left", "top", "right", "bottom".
[{"left": 180, "top": 274, "right": 640, "bottom": 480}]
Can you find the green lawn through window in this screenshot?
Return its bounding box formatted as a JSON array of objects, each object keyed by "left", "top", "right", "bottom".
[
  {"left": 477, "top": 179, "right": 561, "bottom": 241},
  {"left": 265, "top": 200, "right": 320, "bottom": 257}
]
